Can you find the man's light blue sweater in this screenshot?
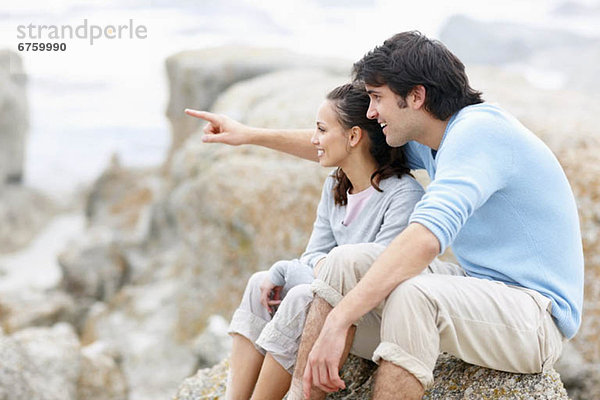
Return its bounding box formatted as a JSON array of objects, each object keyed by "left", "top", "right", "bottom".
[{"left": 407, "top": 103, "right": 584, "bottom": 339}]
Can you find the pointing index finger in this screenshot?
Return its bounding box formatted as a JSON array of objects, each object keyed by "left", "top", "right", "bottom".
[{"left": 184, "top": 109, "right": 216, "bottom": 123}]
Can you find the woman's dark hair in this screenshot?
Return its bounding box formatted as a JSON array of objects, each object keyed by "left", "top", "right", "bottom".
[
  {"left": 352, "top": 31, "right": 483, "bottom": 120},
  {"left": 326, "top": 83, "right": 411, "bottom": 206}
]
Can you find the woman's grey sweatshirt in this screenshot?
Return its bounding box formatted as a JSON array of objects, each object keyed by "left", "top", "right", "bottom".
[{"left": 269, "top": 174, "right": 424, "bottom": 287}]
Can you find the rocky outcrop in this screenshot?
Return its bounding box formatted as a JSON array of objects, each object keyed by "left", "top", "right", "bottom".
[
  {"left": 0, "top": 50, "right": 28, "bottom": 184},
  {"left": 78, "top": 341, "right": 128, "bottom": 400},
  {"left": 0, "top": 182, "right": 58, "bottom": 254},
  {"left": 554, "top": 341, "right": 600, "bottom": 400},
  {"left": 165, "top": 46, "right": 348, "bottom": 161},
  {"left": 0, "top": 323, "right": 126, "bottom": 400},
  {"left": 0, "top": 51, "right": 58, "bottom": 255},
  {"left": 84, "top": 156, "right": 163, "bottom": 243},
  {"left": 0, "top": 289, "right": 76, "bottom": 334},
  {"left": 174, "top": 354, "right": 569, "bottom": 399}
]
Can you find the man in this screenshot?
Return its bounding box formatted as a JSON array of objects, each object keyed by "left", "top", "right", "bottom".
[{"left": 186, "top": 31, "right": 583, "bottom": 400}]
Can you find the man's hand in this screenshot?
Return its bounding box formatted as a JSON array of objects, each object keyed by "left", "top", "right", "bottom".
[
  {"left": 302, "top": 316, "right": 349, "bottom": 398},
  {"left": 184, "top": 109, "right": 252, "bottom": 146},
  {"left": 259, "top": 275, "right": 282, "bottom": 314}
]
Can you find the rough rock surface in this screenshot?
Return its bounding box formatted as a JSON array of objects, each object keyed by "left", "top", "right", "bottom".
[
  {"left": 77, "top": 341, "right": 128, "bottom": 400},
  {"left": 85, "top": 156, "right": 164, "bottom": 243},
  {"left": 0, "top": 50, "right": 28, "bottom": 184},
  {"left": 0, "top": 323, "right": 81, "bottom": 400},
  {"left": 58, "top": 225, "right": 130, "bottom": 303},
  {"left": 0, "top": 329, "right": 46, "bottom": 400},
  {"left": 0, "top": 184, "right": 58, "bottom": 254},
  {"left": 165, "top": 46, "right": 348, "bottom": 160},
  {"left": 554, "top": 341, "right": 600, "bottom": 400},
  {"left": 0, "top": 289, "right": 76, "bottom": 333},
  {"left": 0, "top": 51, "right": 59, "bottom": 255},
  {"left": 0, "top": 323, "right": 127, "bottom": 400},
  {"left": 174, "top": 354, "right": 569, "bottom": 399}
]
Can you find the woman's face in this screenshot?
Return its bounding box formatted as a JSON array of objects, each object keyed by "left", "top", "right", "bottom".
[{"left": 311, "top": 100, "right": 350, "bottom": 168}]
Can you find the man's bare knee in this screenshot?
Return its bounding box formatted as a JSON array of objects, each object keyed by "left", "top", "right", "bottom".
[
  {"left": 373, "top": 360, "right": 424, "bottom": 400},
  {"left": 289, "top": 296, "right": 333, "bottom": 400},
  {"left": 301, "top": 297, "right": 333, "bottom": 339}
]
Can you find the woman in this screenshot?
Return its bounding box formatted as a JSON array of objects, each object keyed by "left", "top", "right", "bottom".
[{"left": 191, "top": 83, "right": 424, "bottom": 399}]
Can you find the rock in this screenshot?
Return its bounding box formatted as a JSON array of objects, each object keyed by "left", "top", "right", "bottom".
[
  {"left": 0, "top": 289, "right": 76, "bottom": 333},
  {"left": 0, "top": 185, "right": 58, "bottom": 254},
  {"left": 0, "top": 330, "right": 44, "bottom": 400},
  {"left": 80, "top": 285, "right": 200, "bottom": 400},
  {"left": 174, "top": 354, "right": 569, "bottom": 399},
  {"left": 0, "top": 323, "right": 127, "bottom": 400},
  {"left": 165, "top": 46, "right": 348, "bottom": 160},
  {"left": 174, "top": 358, "right": 228, "bottom": 400},
  {"left": 78, "top": 341, "right": 128, "bottom": 400},
  {"left": 192, "top": 315, "right": 232, "bottom": 370},
  {"left": 211, "top": 68, "right": 347, "bottom": 130},
  {"left": 58, "top": 225, "right": 130, "bottom": 303},
  {"left": 555, "top": 341, "right": 600, "bottom": 400},
  {"left": 0, "top": 323, "right": 81, "bottom": 400},
  {"left": 0, "top": 50, "right": 28, "bottom": 184},
  {"left": 80, "top": 147, "right": 328, "bottom": 400},
  {"left": 85, "top": 156, "right": 164, "bottom": 243}
]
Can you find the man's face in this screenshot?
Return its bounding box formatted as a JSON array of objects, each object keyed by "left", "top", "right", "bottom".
[{"left": 365, "top": 84, "right": 415, "bottom": 147}]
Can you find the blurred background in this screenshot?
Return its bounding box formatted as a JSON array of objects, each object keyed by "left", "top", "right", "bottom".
[
  {"left": 3, "top": 0, "right": 599, "bottom": 194},
  {"left": 1, "top": 1, "right": 599, "bottom": 399}
]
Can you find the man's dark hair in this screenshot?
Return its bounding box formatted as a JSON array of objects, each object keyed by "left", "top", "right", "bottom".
[{"left": 353, "top": 31, "right": 484, "bottom": 120}]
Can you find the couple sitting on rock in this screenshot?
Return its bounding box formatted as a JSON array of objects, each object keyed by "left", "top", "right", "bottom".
[{"left": 186, "top": 31, "right": 583, "bottom": 400}]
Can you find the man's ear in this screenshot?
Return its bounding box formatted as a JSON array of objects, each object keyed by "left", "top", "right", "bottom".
[
  {"left": 408, "top": 85, "right": 426, "bottom": 109},
  {"left": 349, "top": 126, "right": 363, "bottom": 148}
]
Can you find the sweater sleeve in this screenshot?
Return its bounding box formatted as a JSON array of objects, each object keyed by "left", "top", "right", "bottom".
[
  {"left": 409, "top": 117, "right": 513, "bottom": 253},
  {"left": 299, "top": 176, "right": 337, "bottom": 269},
  {"left": 374, "top": 180, "right": 425, "bottom": 246}
]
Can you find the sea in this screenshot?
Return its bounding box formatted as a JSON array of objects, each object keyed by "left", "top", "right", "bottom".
[{"left": 3, "top": 0, "right": 600, "bottom": 195}]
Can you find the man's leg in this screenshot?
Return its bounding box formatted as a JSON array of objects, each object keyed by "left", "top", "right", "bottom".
[
  {"left": 371, "top": 274, "right": 564, "bottom": 394},
  {"left": 289, "top": 243, "right": 386, "bottom": 398},
  {"left": 288, "top": 296, "right": 356, "bottom": 400},
  {"left": 372, "top": 361, "right": 424, "bottom": 400}
]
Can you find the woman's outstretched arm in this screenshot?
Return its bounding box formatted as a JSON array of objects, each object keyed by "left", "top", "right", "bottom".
[{"left": 185, "top": 109, "right": 318, "bottom": 162}]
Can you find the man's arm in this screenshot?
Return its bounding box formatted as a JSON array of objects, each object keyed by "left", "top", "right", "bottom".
[
  {"left": 184, "top": 109, "right": 317, "bottom": 161},
  {"left": 302, "top": 222, "right": 440, "bottom": 396}
]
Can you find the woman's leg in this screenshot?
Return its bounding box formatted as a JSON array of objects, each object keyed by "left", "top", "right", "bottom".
[
  {"left": 251, "top": 352, "right": 292, "bottom": 400},
  {"left": 228, "top": 333, "right": 266, "bottom": 400},
  {"left": 254, "top": 284, "right": 314, "bottom": 399},
  {"left": 227, "top": 271, "right": 273, "bottom": 400}
]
